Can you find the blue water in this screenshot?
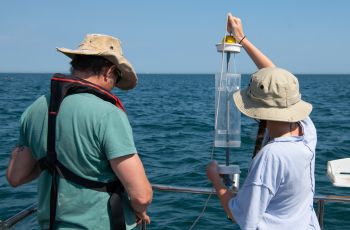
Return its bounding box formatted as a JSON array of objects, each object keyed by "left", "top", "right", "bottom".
[{"left": 1, "top": 73, "right": 350, "bottom": 230}]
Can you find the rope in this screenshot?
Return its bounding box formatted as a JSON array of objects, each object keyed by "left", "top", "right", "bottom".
[
  {"left": 188, "top": 144, "right": 215, "bottom": 230},
  {"left": 188, "top": 193, "right": 213, "bottom": 230}
]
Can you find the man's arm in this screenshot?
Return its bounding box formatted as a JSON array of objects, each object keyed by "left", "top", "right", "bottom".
[
  {"left": 227, "top": 13, "right": 275, "bottom": 69},
  {"left": 7, "top": 146, "right": 41, "bottom": 187},
  {"left": 110, "top": 153, "right": 153, "bottom": 224}
]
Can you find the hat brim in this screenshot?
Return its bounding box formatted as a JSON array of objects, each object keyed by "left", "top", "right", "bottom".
[
  {"left": 233, "top": 89, "right": 312, "bottom": 122},
  {"left": 56, "top": 47, "right": 137, "bottom": 90}
]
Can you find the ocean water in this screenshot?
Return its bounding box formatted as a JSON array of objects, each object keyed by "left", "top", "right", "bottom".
[{"left": 0, "top": 73, "right": 350, "bottom": 230}]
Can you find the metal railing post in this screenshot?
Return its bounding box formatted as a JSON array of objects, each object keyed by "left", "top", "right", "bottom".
[
  {"left": 141, "top": 220, "right": 147, "bottom": 230},
  {"left": 317, "top": 199, "right": 325, "bottom": 230}
]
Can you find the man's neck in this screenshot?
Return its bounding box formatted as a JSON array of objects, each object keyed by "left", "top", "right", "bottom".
[
  {"left": 73, "top": 71, "right": 112, "bottom": 91},
  {"left": 73, "top": 71, "right": 98, "bottom": 83}
]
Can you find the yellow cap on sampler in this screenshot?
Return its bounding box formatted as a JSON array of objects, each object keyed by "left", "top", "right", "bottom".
[
  {"left": 221, "top": 35, "right": 236, "bottom": 44},
  {"left": 216, "top": 35, "right": 241, "bottom": 53}
]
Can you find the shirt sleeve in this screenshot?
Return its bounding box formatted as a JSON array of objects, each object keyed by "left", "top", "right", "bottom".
[
  {"left": 99, "top": 110, "right": 137, "bottom": 160},
  {"left": 300, "top": 116, "right": 317, "bottom": 152},
  {"left": 229, "top": 145, "right": 283, "bottom": 229},
  {"left": 18, "top": 110, "right": 29, "bottom": 147},
  {"left": 229, "top": 184, "right": 273, "bottom": 229}
]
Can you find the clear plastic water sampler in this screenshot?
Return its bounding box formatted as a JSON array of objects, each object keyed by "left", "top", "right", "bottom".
[
  {"left": 214, "top": 35, "right": 242, "bottom": 191},
  {"left": 215, "top": 36, "right": 242, "bottom": 148},
  {"left": 214, "top": 72, "right": 241, "bottom": 147}
]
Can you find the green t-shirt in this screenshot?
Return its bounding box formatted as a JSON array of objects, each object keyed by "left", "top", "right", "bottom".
[{"left": 19, "top": 93, "right": 137, "bottom": 230}]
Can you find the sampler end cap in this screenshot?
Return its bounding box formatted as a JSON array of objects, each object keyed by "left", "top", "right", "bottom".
[{"left": 216, "top": 43, "right": 242, "bottom": 53}]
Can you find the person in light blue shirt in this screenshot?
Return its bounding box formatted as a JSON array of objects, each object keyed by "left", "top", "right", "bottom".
[{"left": 207, "top": 13, "right": 320, "bottom": 230}]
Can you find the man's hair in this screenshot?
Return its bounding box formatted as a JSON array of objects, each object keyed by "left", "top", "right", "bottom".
[{"left": 70, "top": 55, "right": 114, "bottom": 75}]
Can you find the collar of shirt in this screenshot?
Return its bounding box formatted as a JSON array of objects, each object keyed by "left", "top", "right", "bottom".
[{"left": 270, "top": 135, "right": 304, "bottom": 143}]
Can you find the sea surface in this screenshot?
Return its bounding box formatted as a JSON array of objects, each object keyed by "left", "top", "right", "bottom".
[{"left": 0, "top": 73, "right": 349, "bottom": 230}]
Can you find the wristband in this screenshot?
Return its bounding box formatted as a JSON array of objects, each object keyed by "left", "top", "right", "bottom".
[{"left": 238, "top": 35, "right": 246, "bottom": 44}]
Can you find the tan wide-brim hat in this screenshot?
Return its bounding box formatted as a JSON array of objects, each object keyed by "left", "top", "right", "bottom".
[
  {"left": 57, "top": 34, "right": 137, "bottom": 90},
  {"left": 233, "top": 67, "right": 312, "bottom": 122}
]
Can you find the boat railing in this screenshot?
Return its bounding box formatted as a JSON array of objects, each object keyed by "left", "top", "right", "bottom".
[{"left": 1, "top": 184, "right": 350, "bottom": 230}]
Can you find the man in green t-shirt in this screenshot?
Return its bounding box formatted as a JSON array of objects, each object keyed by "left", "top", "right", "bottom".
[{"left": 7, "top": 34, "right": 153, "bottom": 229}]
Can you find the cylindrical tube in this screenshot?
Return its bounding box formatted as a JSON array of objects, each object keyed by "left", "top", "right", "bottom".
[
  {"left": 215, "top": 73, "right": 241, "bottom": 148},
  {"left": 218, "top": 164, "right": 241, "bottom": 191}
]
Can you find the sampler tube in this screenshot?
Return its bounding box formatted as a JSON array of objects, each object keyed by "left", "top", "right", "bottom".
[{"left": 214, "top": 72, "right": 241, "bottom": 148}]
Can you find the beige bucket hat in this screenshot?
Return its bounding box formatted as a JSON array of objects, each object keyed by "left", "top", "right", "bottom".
[
  {"left": 57, "top": 34, "right": 137, "bottom": 90},
  {"left": 233, "top": 67, "right": 312, "bottom": 122}
]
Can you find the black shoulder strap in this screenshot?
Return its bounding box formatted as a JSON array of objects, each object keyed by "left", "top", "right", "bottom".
[
  {"left": 42, "top": 74, "right": 126, "bottom": 230},
  {"left": 49, "top": 73, "right": 125, "bottom": 113}
]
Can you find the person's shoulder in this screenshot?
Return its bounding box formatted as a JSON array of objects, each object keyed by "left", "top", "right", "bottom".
[
  {"left": 300, "top": 116, "right": 316, "bottom": 133},
  {"left": 248, "top": 143, "right": 285, "bottom": 188},
  {"left": 77, "top": 93, "right": 122, "bottom": 108},
  {"left": 250, "top": 143, "right": 286, "bottom": 179},
  {"left": 66, "top": 93, "right": 125, "bottom": 115},
  {"left": 255, "top": 142, "right": 285, "bottom": 165},
  {"left": 259, "top": 142, "right": 280, "bottom": 157},
  {"left": 300, "top": 116, "right": 317, "bottom": 151},
  {"left": 30, "top": 95, "right": 49, "bottom": 108},
  {"left": 22, "top": 95, "right": 49, "bottom": 118}
]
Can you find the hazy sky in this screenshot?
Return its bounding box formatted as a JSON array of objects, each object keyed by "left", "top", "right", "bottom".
[{"left": 1, "top": 0, "right": 349, "bottom": 74}]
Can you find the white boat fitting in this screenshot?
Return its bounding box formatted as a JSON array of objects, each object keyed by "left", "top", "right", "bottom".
[{"left": 327, "top": 158, "right": 350, "bottom": 187}]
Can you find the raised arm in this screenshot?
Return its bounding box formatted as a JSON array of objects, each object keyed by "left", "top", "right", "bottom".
[{"left": 227, "top": 13, "right": 275, "bottom": 69}]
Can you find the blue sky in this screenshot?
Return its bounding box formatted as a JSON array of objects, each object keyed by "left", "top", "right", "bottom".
[{"left": 1, "top": 0, "right": 349, "bottom": 74}]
